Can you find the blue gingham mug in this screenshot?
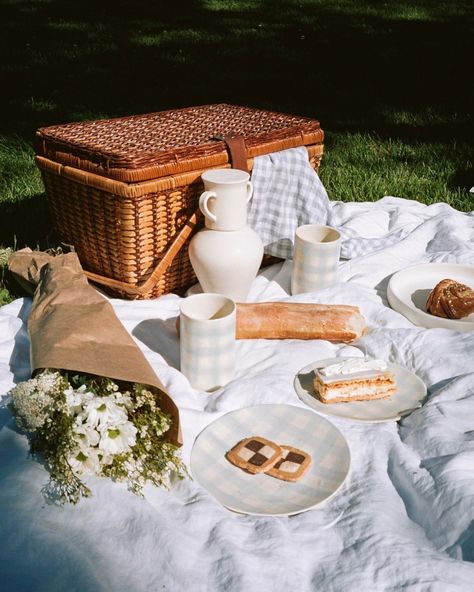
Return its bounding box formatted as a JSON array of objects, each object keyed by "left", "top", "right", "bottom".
[
  {"left": 291, "top": 225, "right": 341, "bottom": 295},
  {"left": 180, "top": 293, "right": 236, "bottom": 391}
]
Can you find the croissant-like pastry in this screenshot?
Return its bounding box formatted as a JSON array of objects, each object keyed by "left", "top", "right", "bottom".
[{"left": 426, "top": 278, "right": 474, "bottom": 319}]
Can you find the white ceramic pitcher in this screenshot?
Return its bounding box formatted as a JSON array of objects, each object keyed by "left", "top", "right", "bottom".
[
  {"left": 199, "top": 169, "right": 253, "bottom": 231},
  {"left": 189, "top": 168, "right": 263, "bottom": 302}
]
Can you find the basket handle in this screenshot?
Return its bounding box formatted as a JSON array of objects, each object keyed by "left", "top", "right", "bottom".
[
  {"left": 83, "top": 134, "right": 246, "bottom": 296},
  {"left": 83, "top": 207, "right": 202, "bottom": 297}
]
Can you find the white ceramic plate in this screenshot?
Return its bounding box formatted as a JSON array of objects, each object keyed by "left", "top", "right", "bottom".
[
  {"left": 387, "top": 263, "right": 474, "bottom": 330},
  {"left": 294, "top": 358, "right": 426, "bottom": 423},
  {"left": 190, "top": 404, "right": 350, "bottom": 516}
]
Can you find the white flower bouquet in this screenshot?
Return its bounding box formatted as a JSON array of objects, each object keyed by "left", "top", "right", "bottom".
[
  {"left": 8, "top": 250, "right": 185, "bottom": 504},
  {"left": 9, "top": 370, "right": 186, "bottom": 504}
]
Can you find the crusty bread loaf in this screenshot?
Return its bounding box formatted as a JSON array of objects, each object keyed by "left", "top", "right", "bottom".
[{"left": 235, "top": 302, "right": 365, "bottom": 342}]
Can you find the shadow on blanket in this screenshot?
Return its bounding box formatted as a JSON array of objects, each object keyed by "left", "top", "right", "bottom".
[
  {"left": 457, "top": 521, "right": 474, "bottom": 562},
  {"left": 133, "top": 318, "right": 180, "bottom": 369},
  {"left": 0, "top": 406, "right": 11, "bottom": 431},
  {"left": 7, "top": 299, "right": 32, "bottom": 384},
  {"left": 0, "top": 424, "right": 107, "bottom": 591}
]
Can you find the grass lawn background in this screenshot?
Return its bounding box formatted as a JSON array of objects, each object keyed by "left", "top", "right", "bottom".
[{"left": 1, "top": 0, "right": 473, "bottom": 303}]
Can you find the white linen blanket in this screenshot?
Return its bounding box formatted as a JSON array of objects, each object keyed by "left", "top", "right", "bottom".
[
  {"left": 1, "top": 196, "right": 474, "bottom": 592},
  {"left": 248, "top": 146, "right": 421, "bottom": 260}
]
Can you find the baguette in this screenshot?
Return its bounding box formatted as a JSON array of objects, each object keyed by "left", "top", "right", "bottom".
[{"left": 235, "top": 302, "right": 365, "bottom": 342}]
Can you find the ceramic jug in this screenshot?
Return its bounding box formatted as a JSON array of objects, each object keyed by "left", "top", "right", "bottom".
[
  {"left": 198, "top": 168, "right": 253, "bottom": 231},
  {"left": 189, "top": 169, "right": 264, "bottom": 302}
]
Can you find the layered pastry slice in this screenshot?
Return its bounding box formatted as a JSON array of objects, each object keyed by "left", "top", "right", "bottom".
[{"left": 313, "top": 357, "right": 396, "bottom": 404}]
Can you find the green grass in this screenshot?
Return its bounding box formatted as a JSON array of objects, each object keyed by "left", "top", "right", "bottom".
[
  {"left": 321, "top": 133, "right": 473, "bottom": 210},
  {"left": 0, "top": 136, "right": 44, "bottom": 203},
  {"left": 1, "top": 0, "right": 473, "bottom": 300},
  {"left": 0, "top": 248, "right": 15, "bottom": 305}
]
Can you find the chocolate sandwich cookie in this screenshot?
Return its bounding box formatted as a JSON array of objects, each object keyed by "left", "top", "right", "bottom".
[
  {"left": 226, "top": 436, "right": 282, "bottom": 474},
  {"left": 266, "top": 445, "right": 312, "bottom": 482}
]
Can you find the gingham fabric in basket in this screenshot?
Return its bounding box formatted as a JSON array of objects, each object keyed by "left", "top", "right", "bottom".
[
  {"left": 249, "top": 146, "right": 414, "bottom": 259},
  {"left": 248, "top": 147, "right": 330, "bottom": 258}
]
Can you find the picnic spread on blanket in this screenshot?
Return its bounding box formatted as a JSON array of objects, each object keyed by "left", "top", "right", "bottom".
[{"left": 1, "top": 104, "right": 473, "bottom": 591}]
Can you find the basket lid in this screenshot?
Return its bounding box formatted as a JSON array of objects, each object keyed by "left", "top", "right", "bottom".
[{"left": 35, "top": 104, "right": 323, "bottom": 183}]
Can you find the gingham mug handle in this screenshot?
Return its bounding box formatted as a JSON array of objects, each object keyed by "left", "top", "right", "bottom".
[
  {"left": 199, "top": 191, "right": 218, "bottom": 223},
  {"left": 246, "top": 181, "right": 253, "bottom": 203}
]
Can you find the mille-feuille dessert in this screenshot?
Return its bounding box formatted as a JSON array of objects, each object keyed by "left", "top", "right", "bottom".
[
  {"left": 226, "top": 436, "right": 282, "bottom": 474},
  {"left": 265, "top": 445, "right": 312, "bottom": 482},
  {"left": 313, "top": 357, "right": 397, "bottom": 404},
  {"left": 426, "top": 278, "right": 474, "bottom": 319}
]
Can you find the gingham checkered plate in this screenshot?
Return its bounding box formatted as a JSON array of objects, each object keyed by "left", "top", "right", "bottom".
[
  {"left": 190, "top": 404, "right": 350, "bottom": 516},
  {"left": 387, "top": 262, "right": 474, "bottom": 331},
  {"left": 294, "top": 357, "right": 426, "bottom": 423}
]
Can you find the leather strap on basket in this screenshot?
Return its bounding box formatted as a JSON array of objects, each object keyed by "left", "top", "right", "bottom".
[{"left": 211, "top": 134, "right": 248, "bottom": 172}]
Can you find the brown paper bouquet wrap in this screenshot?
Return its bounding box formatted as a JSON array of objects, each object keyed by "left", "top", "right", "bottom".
[
  {"left": 9, "top": 248, "right": 181, "bottom": 446},
  {"left": 9, "top": 249, "right": 182, "bottom": 445}
]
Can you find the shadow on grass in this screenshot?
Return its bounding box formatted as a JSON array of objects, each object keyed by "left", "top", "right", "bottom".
[
  {"left": 448, "top": 165, "right": 474, "bottom": 193},
  {"left": 0, "top": 193, "right": 56, "bottom": 250},
  {"left": 1, "top": 0, "right": 472, "bottom": 139}
]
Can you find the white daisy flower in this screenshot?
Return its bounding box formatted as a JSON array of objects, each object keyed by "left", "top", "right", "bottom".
[
  {"left": 81, "top": 396, "right": 128, "bottom": 428},
  {"left": 64, "top": 387, "right": 83, "bottom": 414},
  {"left": 98, "top": 421, "right": 137, "bottom": 455},
  {"left": 68, "top": 447, "right": 102, "bottom": 476},
  {"left": 112, "top": 392, "right": 133, "bottom": 409},
  {"left": 64, "top": 385, "right": 94, "bottom": 416},
  {"left": 72, "top": 423, "right": 100, "bottom": 447}
]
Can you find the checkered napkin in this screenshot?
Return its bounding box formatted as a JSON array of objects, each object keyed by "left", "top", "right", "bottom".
[
  {"left": 247, "top": 146, "right": 330, "bottom": 258},
  {"left": 248, "top": 146, "right": 413, "bottom": 259},
  {"left": 327, "top": 203, "right": 413, "bottom": 259}
]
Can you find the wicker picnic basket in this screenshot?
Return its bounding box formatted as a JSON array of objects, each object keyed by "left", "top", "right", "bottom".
[{"left": 35, "top": 104, "right": 324, "bottom": 299}]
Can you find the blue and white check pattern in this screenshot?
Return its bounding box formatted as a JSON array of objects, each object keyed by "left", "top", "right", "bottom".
[
  {"left": 190, "top": 404, "right": 351, "bottom": 516},
  {"left": 248, "top": 147, "right": 330, "bottom": 258},
  {"left": 249, "top": 146, "right": 413, "bottom": 260},
  {"left": 291, "top": 237, "right": 341, "bottom": 293},
  {"left": 327, "top": 207, "right": 412, "bottom": 259},
  {"left": 294, "top": 358, "right": 427, "bottom": 423},
  {"left": 180, "top": 314, "right": 236, "bottom": 391}
]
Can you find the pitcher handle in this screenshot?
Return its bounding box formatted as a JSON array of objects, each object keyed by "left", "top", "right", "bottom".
[
  {"left": 199, "top": 191, "right": 218, "bottom": 223},
  {"left": 246, "top": 181, "right": 253, "bottom": 203}
]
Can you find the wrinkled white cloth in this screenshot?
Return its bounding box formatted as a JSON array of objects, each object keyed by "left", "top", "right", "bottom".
[
  {"left": 1, "top": 197, "right": 474, "bottom": 591},
  {"left": 249, "top": 147, "right": 472, "bottom": 261}
]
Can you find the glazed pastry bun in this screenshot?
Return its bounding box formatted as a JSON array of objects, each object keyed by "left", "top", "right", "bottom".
[{"left": 426, "top": 278, "right": 474, "bottom": 319}]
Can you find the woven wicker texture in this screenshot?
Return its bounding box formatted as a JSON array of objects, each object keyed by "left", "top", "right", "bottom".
[
  {"left": 36, "top": 104, "right": 323, "bottom": 182},
  {"left": 39, "top": 160, "right": 200, "bottom": 299},
  {"left": 35, "top": 104, "right": 324, "bottom": 299}
]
